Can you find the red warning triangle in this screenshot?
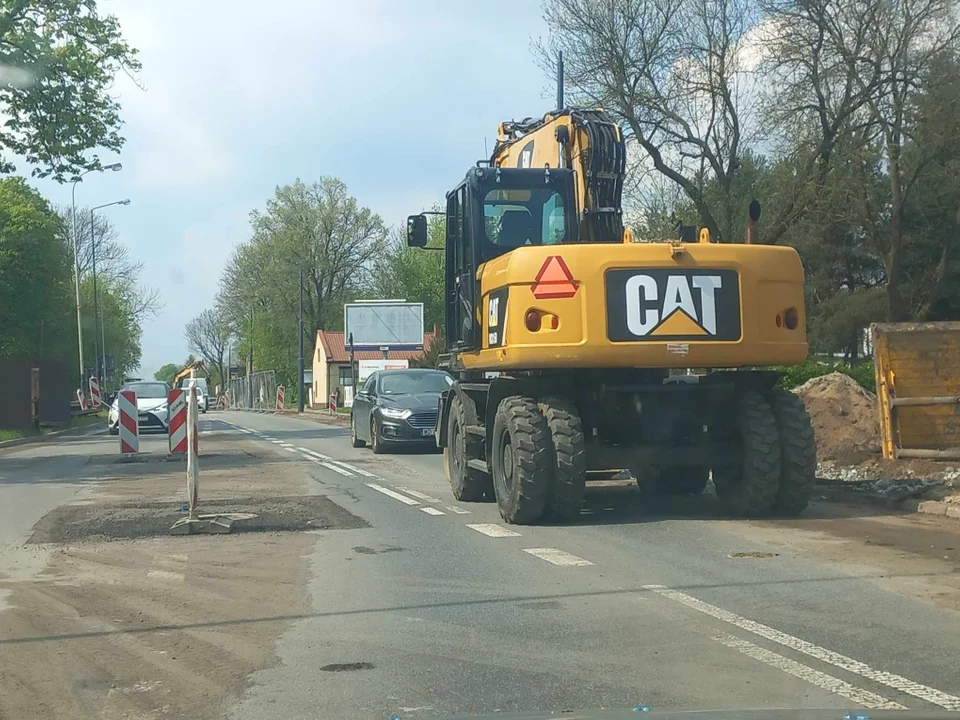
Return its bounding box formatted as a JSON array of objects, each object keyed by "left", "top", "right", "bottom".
[{"left": 531, "top": 255, "right": 578, "bottom": 299}]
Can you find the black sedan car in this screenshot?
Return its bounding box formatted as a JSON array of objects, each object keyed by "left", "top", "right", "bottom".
[{"left": 350, "top": 369, "right": 453, "bottom": 453}]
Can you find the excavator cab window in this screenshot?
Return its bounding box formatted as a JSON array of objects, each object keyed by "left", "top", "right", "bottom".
[{"left": 482, "top": 188, "right": 567, "bottom": 249}]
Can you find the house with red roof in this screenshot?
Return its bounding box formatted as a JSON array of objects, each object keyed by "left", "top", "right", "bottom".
[{"left": 310, "top": 327, "right": 438, "bottom": 408}]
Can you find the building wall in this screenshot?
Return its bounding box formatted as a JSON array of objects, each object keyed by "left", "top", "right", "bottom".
[{"left": 311, "top": 334, "right": 329, "bottom": 409}]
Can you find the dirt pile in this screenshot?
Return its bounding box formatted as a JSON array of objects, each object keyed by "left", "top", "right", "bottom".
[{"left": 794, "top": 372, "right": 881, "bottom": 464}]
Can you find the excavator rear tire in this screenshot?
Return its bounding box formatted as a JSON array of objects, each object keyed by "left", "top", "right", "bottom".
[
  {"left": 538, "top": 395, "right": 586, "bottom": 521},
  {"left": 445, "top": 393, "right": 491, "bottom": 502},
  {"left": 491, "top": 396, "right": 551, "bottom": 524},
  {"left": 768, "top": 389, "right": 817, "bottom": 515},
  {"left": 713, "top": 391, "right": 781, "bottom": 516}
]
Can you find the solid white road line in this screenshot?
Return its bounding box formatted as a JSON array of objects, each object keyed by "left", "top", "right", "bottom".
[
  {"left": 366, "top": 483, "right": 420, "bottom": 506},
  {"left": 523, "top": 548, "right": 594, "bottom": 566},
  {"left": 645, "top": 585, "right": 960, "bottom": 711},
  {"left": 420, "top": 507, "right": 445, "bottom": 516},
  {"left": 298, "top": 447, "right": 331, "bottom": 461},
  {"left": 330, "top": 460, "right": 376, "bottom": 477},
  {"left": 466, "top": 523, "right": 521, "bottom": 538},
  {"left": 397, "top": 487, "right": 442, "bottom": 503},
  {"left": 446, "top": 506, "right": 471, "bottom": 515},
  {"left": 714, "top": 635, "right": 906, "bottom": 710}
]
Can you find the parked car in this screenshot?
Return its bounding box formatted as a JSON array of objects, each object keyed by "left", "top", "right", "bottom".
[
  {"left": 350, "top": 369, "right": 453, "bottom": 453},
  {"left": 108, "top": 381, "right": 172, "bottom": 434}
]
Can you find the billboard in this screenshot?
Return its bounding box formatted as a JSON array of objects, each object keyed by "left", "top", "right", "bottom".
[{"left": 344, "top": 301, "right": 423, "bottom": 347}]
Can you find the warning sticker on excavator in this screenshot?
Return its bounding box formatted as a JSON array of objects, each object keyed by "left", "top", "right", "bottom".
[
  {"left": 605, "top": 268, "right": 741, "bottom": 342},
  {"left": 531, "top": 256, "right": 578, "bottom": 300}
]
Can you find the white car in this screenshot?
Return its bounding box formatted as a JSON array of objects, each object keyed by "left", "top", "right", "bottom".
[
  {"left": 108, "top": 381, "right": 171, "bottom": 434},
  {"left": 178, "top": 377, "right": 210, "bottom": 413}
]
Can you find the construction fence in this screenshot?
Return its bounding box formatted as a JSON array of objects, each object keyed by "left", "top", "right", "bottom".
[{"left": 224, "top": 371, "right": 278, "bottom": 411}]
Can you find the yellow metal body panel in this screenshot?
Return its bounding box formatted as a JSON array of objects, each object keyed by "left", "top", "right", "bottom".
[
  {"left": 871, "top": 322, "right": 960, "bottom": 459},
  {"left": 458, "top": 242, "right": 808, "bottom": 371}
]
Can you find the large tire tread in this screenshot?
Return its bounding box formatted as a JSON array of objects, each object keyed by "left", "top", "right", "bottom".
[
  {"left": 716, "top": 391, "right": 780, "bottom": 516},
  {"left": 768, "top": 389, "right": 817, "bottom": 515},
  {"left": 492, "top": 396, "right": 551, "bottom": 524},
  {"left": 446, "top": 393, "right": 492, "bottom": 502},
  {"left": 539, "top": 395, "right": 586, "bottom": 521}
]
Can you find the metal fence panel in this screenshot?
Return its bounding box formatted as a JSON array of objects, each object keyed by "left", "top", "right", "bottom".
[{"left": 225, "top": 371, "right": 277, "bottom": 411}]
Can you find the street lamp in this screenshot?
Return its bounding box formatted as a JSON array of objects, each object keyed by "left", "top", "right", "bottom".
[
  {"left": 90, "top": 198, "right": 131, "bottom": 386},
  {"left": 71, "top": 162, "right": 122, "bottom": 390}
]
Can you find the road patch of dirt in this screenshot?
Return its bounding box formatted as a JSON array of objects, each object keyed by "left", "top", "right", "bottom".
[{"left": 0, "top": 431, "right": 364, "bottom": 720}]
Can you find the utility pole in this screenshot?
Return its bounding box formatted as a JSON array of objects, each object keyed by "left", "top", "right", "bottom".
[
  {"left": 297, "top": 266, "right": 305, "bottom": 412},
  {"left": 90, "top": 199, "right": 131, "bottom": 385}
]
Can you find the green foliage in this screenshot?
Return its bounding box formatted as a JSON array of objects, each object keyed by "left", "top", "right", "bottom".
[
  {"left": 372, "top": 216, "right": 445, "bottom": 331},
  {"left": 0, "top": 1, "right": 140, "bottom": 181},
  {"left": 0, "top": 177, "right": 73, "bottom": 361},
  {"left": 154, "top": 363, "right": 180, "bottom": 385},
  {"left": 775, "top": 361, "right": 876, "bottom": 393}
]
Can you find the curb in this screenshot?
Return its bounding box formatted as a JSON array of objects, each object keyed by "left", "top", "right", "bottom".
[
  {"left": 0, "top": 421, "right": 107, "bottom": 452},
  {"left": 911, "top": 500, "right": 960, "bottom": 520}
]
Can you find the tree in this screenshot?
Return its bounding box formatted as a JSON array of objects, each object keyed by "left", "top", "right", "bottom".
[
  {"left": 0, "top": 177, "right": 73, "bottom": 361},
  {"left": 539, "top": 0, "right": 755, "bottom": 241},
  {"left": 154, "top": 364, "right": 180, "bottom": 385},
  {"left": 185, "top": 308, "right": 231, "bottom": 389},
  {"left": 370, "top": 217, "right": 445, "bottom": 331},
  {"left": 219, "top": 177, "right": 388, "bottom": 388},
  {"left": 0, "top": 1, "right": 140, "bottom": 181}
]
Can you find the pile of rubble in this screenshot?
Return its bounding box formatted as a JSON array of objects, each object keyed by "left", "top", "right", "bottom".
[{"left": 792, "top": 371, "right": 959, "bottom": 498}]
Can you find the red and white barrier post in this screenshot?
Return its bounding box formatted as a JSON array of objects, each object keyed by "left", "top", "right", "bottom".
[
  {"left": 276, "top": 385, "right": 285, "bottom": 410},
  {"left": 118, "top": 389, "right": 139, "bottom": 454},
  {"left": 76, "top": 388, "right": 87, "bottom": 411},
  {"left": 89, "top": 376, "right": 101, "bottom": 407},
  {"left": 329, "top": 392, "right": 338, "bottom": 414}
]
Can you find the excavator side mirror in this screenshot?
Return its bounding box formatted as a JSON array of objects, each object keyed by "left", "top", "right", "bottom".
[{"left": 407, "top": 214, "right": 428, "bottom": 248}]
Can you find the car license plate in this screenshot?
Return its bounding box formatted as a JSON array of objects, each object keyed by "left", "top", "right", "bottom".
[
  {"left": 139, "top": 413, "right": 149, "bottom": 421},
  {"left": 421, "top": 428, "right": 433, "bottom": 437}
]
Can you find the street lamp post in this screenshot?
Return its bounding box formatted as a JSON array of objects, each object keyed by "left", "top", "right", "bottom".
[
  {"left": 90, "top": 198, "right": 131, "bottom": 386},
  {"left": 298, "top": 266, "right": 305, "bottom": 412},
  {"left": 71, "top": 163, "right": 122, "bottom": 389}
]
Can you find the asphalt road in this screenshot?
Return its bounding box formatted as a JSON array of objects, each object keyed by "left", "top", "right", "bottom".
[
  {"left": 201, "top": 410, "right": 960, "bottom": 720},
  {"left": 3, "top": 412, "right": 959, "bottom": 719}
]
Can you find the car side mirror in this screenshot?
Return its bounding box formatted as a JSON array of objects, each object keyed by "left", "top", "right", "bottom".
[
  {"left": 407, "top": 214, "right": 428, "bottom": 247},
  {"left": 106, "top": 392, "right": 117, "bottom": 406}
]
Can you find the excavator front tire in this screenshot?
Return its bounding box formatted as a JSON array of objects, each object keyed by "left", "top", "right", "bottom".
[
  {"left": 538, "top": 395, "right": 586, "bottom": 521},
  {"left": 491, "top": 396, "right": 551, "bottom": 524},
  {"left": 445, "top": 393, "right": 491, "bottom": 502},
  {"left": 713, "top": 390, "right": 781, "bottom": 516},
  {"left": 768, "top": 388, "right": 817, "bottom": 515}
]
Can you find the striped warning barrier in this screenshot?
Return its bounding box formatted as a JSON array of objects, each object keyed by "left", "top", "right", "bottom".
[
  {"left": 118, "top": 389, "right": 139, "bottom": 454},
  {"left": 89, "top": 376, "right": 101, "bottom": 407},
  {"left": 169, "top": 389, "right": 187, "bottom": 453},
  {"left": 76, "top": 389, "right": 87, "bottom": 411},
  {"left": 276, "top": 385, "right": 285, "bottom": 410},
  {"left": 168, "top": 388, "right": 199, "bottom": 454}
]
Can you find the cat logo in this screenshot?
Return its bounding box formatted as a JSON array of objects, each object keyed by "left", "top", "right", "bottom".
[
  {"left": 488, "top": 296, "right": 500, "bottom": 328},
  {"left": 606, "top": 269, "right": 741, "bottom": 342}
]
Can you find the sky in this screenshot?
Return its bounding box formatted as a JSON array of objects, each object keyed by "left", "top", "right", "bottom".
[{"left": 33, "top": 0, "right": 556, "bottom": 379}]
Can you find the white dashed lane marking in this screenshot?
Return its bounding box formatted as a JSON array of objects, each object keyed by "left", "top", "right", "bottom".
[
  {"left": 523, "top": 548, "right": 593, "bottom": 566},
  {"left": 645, "top": 584, "right": 960, "bottom": 711},
  {"left": 298, "top": 447, "right": 331, "bottom": 460},
  {"left": 420, "top": 507, "right": 445, "bottom": 516},
  {"left": 466, "top": 524, "right": 521, "bottom": 538},
  {"left": 330, "top": 460, "right": 376, "bottom": 477},
  {"left": 366, "top": 483, "right": 420, "bottom": 506},
  {"left": 396, "top": 487, "right": 442, "bottom": 503},
  {"left": 284, "top": 447, "right": 298, "bottom": 453},
  {"left": 714, "top": 635, "right": 905, "bottom": 710},
  {"left": 446, "top": 506, "right": 470, "bottom": 515}
]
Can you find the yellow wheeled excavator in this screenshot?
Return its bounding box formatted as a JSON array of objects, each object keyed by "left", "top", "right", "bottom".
[{"left": 406, "top": 66, "right": 816, "bottom": 525}]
